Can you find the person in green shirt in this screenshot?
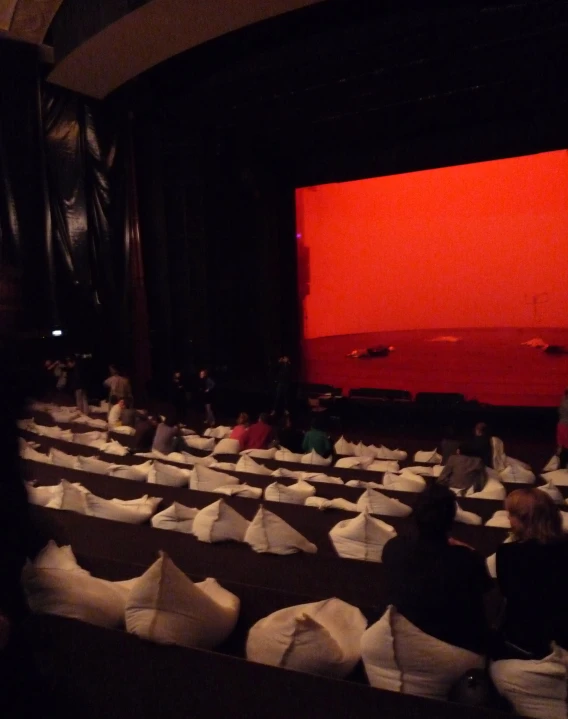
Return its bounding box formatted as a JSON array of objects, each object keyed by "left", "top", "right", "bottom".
[{"left": 302, "top": 417, "right": 332, "bottom": 458}]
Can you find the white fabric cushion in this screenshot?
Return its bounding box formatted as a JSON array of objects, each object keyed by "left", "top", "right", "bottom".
[
  {"left": 189, "top": 464, "right": 240, "bottom": 492},
  {"left": 20, "top": 443, "right": 52, "bottom": 464},
  {"left": 76, "top": 415, "right": 109, "bottom": 430},
  {"left": 75, "top": 455, "right": 113, "bottom": 475},
  {"left": 35, "top": 424, "right": 74, "bottom": 441},
  {"left": 305, "top": 497, "right": 359, "bottom": 512},
  {"left": 353, "top": 442, "right": 376, "bottom": 458},
  {"left": 245, "top": 507, "right": 317, "bottom": 555},
  {"left": 57, "top": 480, "right": 90, "bottom": 514},
  {"left": 209, "top": 462, "right": 237, "bottom": 471},
  {"left": 491, "top": 436, "right": 508, "bottom": 473},
  {"left": 466, "top": 477, "right": 506, "bottom": 500},
  {"left": 148, "top": 461, "right": 191, "bottom": 488},
  {"left": 182, "top": 452, "right": 215, "bottom": 467},
  {"left": 329, "top": 512, "right": 396, "bottom": 562},
  {"left": 367, "top": 460, "right": 400, "bottom": 473},
  {"left": 301, "top": 450, "right": 332, "bottom": 466},
  {"left": 361, "top": 605, "right": 484, "bottom": 699},
  {"left": 264, "top": 481, "right": 316, "bottom": 505},
  {"left": 235, "top": 455, "right": 272, "bottom": 475},
  {"left": 382, "top": 473, "right": 426, "bottom": 493},
  {"left": 541, "top": 469, "right": 568, "bottom": 487},
  {"left": 150, "top": 502, "right": 198, "bottom": 533},
  {"left": 500, "top": 460, "right": 536, "bottom": 484},
  {"left": 72, "top": 430, "right": 107, "bottom": 447},
  {"left": 543, "top": 455, "right": 561, "bottom": 472},
  {"left": 356, "top": 488, "right": 412, "bottom": 518},
  {"left": 213, "top": 438, "right": 241, "bottom": 455},
  {"left": 125, "top": 552, "right": 239, "bottom": 649},
  {"left": 212, "top": 484, "right": 263, "bottom": 499},
  {"left": 108, "top": 463, "right": 150, "bottom": 481},
  {"left": 490, "top": 648, "right": 568, "bottom": 719},
  {"left": 334, "top": 436, "right": 355, "bottom": 456},
  {"left": 274, "top": 448, "right": 304, "bottom": 463},
  {"left": 454, "top": 505, "right": 482, "bottom": 526},
  {"left": 345, "top": 479, "right": 383, "bottom": 489},
  {"left": 413, "top": 450, "right": 442, "bottom": 464},
  {"left": 271, "top": 467, "right": 302, "bottom": 480},
  {"left": 375, "top": 446, "right": 408, "bottom": 461},
  {"left": 192, "top": 499, "right": 250, "bottom": 543},
  {"left": 85, "top": 494, "right": 161, "bottom": 524},
  {"left": 22, "top": 542, "right": 132, "bottom": 629},
  {"left": 485, "top": 510, "right": 511, "bottom": 528},
  {"left": 242, "top": 447, "right": 277, "bottom": 460},
  {"left": 536, "top": 481, "right": 565, "bottom": 504},
  {"left": 246, "top": 598, "right": 367, "bottom": 678},
  {"left": 108, "top": 424, "right": 133, "bottom": 434},
  {"left": 50, "top": 408, "right": 82, "bottom": 423},
  {"left": 48, "top": 448, "right": 79, "bottom": 469},
  {"left": 204, "top": 426, "right": 232, "bottom": 439},
  {"left": 101, "top": 440, "right": 130, "bottom": 456},
  {"left": 301, "top": 472, "right": 344, "bottom": 485},
  {"left": 335, "top": 456, "right": 373, "bottom": 470},
  {"left": 26, "top": 482, "right": 63, "bottom": 507},
  {"left": 184, "top": 436, "right": 215, "bottom": 452}
]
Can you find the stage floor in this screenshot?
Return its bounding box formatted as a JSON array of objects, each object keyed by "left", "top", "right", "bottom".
[{"left": 302, "top": 327, "right": 568, "bottom": 407}]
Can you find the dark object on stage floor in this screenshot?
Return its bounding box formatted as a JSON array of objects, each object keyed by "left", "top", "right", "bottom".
[
  {"left": 298, "top": 383, "right": 343, "bottom": 400},
  {"left": 415, "top": 392, "right": 466, "bottom": 408},
  {"left": 349, "top": 388, "right": 412, "bottom": 403},
  {"left": 544, "top": 345, "right": 567, "bottom": 355}
]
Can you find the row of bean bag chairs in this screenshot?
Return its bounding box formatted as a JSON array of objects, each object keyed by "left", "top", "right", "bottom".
[{"left": 334, "top": 436, "right": 408, "bottom": 461}]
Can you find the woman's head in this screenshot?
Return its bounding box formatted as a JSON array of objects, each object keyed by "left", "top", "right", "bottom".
[
  {"left": 414, "top": 484, "right": 457, "bottom": 540},
  {"left": 237, "top": 412, "right": 249, "bottom": 426},
  {"left": 506, "top": 488, "right": 563, "bottom": 543}
]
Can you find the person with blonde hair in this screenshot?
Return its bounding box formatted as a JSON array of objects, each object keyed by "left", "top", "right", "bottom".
[{"left": 490, "top": 488, "right": 568, "bottom": 719}]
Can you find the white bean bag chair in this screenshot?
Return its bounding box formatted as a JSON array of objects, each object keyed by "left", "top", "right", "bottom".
[
  {"left": 353, "top": 442, "right": 376, "bottom": 458},
  {"left": 344, "top": 479, "right": 383, "bottom": 490},
  {"left": 36, "top": 425, "right": 74, "bottom": 442},
  {"left": 192, "top": 499, "right": 250, "bottom": 543},
  {"left": 541, "top": 469, "right": 568, "bottom": 487},
  {"left": 485, "top": 510, "right": 511, "bottom": 529},
  {"left": 335, "top": 456, "right": 374, "bottom": 470},
  {"left": 212, "top": 438, "right": 241, "bottom": 455},
  {"left": 305, "top": 497, "right": 359, "bottom": 512},
  {"left": 20, "top": 443, "right": 52, "bottom": 464},
  {"left": 491, "top": 436, "right": 508, "bottom": 473},
  {"left": 75, "top": 455, "right": 113, "bottom": 475},
  {"left": 454, "top": 505, "right": 482, "bottom": 526},
  {"left": 242, "top": 447, "right": 277, "bottom": 460},
  {"left": 22, "top": 541, "right": 135, "bottom": 629},
  {"left": 271, "top": 467, "right": 303, "bottom": 480},
  {"left": 465, "top": 477, "right": 506, "bottom": 500},
  {"left": 204, "top": 426, "right": 232, "bottom": 439},
  {"left": 189, "top": 464, "right": 240, "bottom": 492},
  {"left": 329, "top": 512, "right": 396, "bottom": 562},
  {"left": 125, "top": 552, "right": 239, "bottom": 649},
  {"left": 413, "top": 449, "right": 442, "bottom": 464},
  {"left": 490, "top": 648, "right": 568, "bottom": 719},
  {"left": 85, "top": 494, "right": 161, "bottom": 524},
  {"left": 246, "top": 598, "right": 367, "bottom": 678},
  {"left": 402, "top": 466, "right": 435, "bottom": 477},
  {"left": 235, "top": 455, "right": 272, "bottom": 475},
  {"left": 543, "top": 455, "right": 561, "bottom": 472},
  {"left": 109, "top": 461, "right": 154, "bottom": 481},
  {"left": 382, "top": 473, "right": 426, "bottom": 493},
  {"left": 48, "top": 448, "right": 79, "bottom": 469},
  {"left": 50, "top": 408, "right": 82, "bottom": 423},
  {"left": 101, "top": 440, "right": 130, "bottom": 456},
  {"left": 361, "top": 605, "right": 484, "bottom": 700},
  {"left": 150, "top": 502, "right": 198, "bottom": 533},
  {"left": 300, "top": 472, "right": 344, "bottom": 485},
  {"left": 209, "top": 462, "right": 237, "bottom": 472},
  {"left": 274, "top": 448, "right": 304, "bottom": 463},
  {"left": 301, "top": 450, "right": 332, "bottom": 466},
  {"left": 212, "top": 484, "right": 263, "bottom": 499},
  {"left": 536, "top": 481, "right": 565, "bottom": 504},
  {"left": 500, "top": 459, "right": 536, "bottom": 484},
  {"left": 375, "top": 446, "right": 408, "bottom": 461},
  {"left": 72, "top": 430, "right": 107, "bottom": 447},
  {"left": 148, "top": 461, "right": 191, "bottom": 488},
  {"left": 356, "top": 488, "right": 412, "bottom": 518},
  {"left": 334, "top": 436, "right": 355, "bottom": 456},
  {"left": 245, "top": 507, "right": 317, "bottom": 555},
  {"left": 181, "top": 452, "right": 215, "bottom": 467},
  {"left": 26, "top": 482, "right": 63, "bottom": 507},
  {"left": 76, "top": 415, "right": 109, "bottom": 430},
  {"left": 264, "top": 481, "right": 316, "bottom": 505},
  {"left": 367, "top": 460, "right": 400, "bottom": 473},
  {"left": 184, "top": 436, "right": 215, "bottom": 452}
]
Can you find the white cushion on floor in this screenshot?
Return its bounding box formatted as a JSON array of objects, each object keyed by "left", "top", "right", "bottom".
[
  {"left": 335, "top": 456, "right": 373, "bottom": 470},
  {"left": 485, "top": 510, "right": 511, "bottom": 528},
  {"left": 246, "top": 598, "right": 367, "bottom": 678},
  {"left": 85, "top": 494, "right": 161, "bottom": 524},
  {"left": 182, "top": 452, "right": 215, "bottom": 467},
  {"left": 345, "top": 479, "right": 383, "bottom": 489},
  {"left": 500, "top": 459, "right": 535, "bottom": 484},
  {"left": 148, "top": 461, "right": 191, "bottom": 488},
  {"left": 361, "top": 605, "right": 484, "bottom": 700},
  {"left": 300, "top": 472, "right": 344, "bottom": 485},
  {"left": 541, "top": 469, "right": 568, "bottom": 487},
  {"left": 356, "top": 488, "right": 412, "bottom": 518},
  {"left": 75, "top": 455, "right": 113, "bottom": 475},
  {"left": 150, "top": 502, "right": 199, "bottom": 533},
  {"left": 382, "top": 473, "right": 426, "bottom": 493},
  {"left": 48, "top": 448, "right": 79, "bottom": 469},
  {"left": 454, "top": 505, "right": 482, "bottom": 525},
  {"left": 275, "top": 448, "right": 304, "bottom": 463},
  {"left": 413, "top": 449, "right": 442, "bottom": 464},
  {"left": 20, "top": 443, "right": 52, "bottom": 464},
  {"left": 125, "top": 552, "right": 239, "bottom": 649},
  {"left": 101, "top": 440, "right": 130, "bottom": 456},
  {"left": 354, "top": 442, "right": 376, "bottom": 458},
  {"left": 271, "top": 467, "right": 303, "bottom": 480},
  {"left": 264, "top": 481, "right": 316, "bottom": 505},
  {"left": 235, "top": 455, "right": 272, "bottom": 475},
  {"left": 301, "top": 450, "right": 332, "bottom": 466},
  {"left": 242, "top": 447, "right": 277, "bottom": 460},
  {"left": 375, "top": 446, "right": 408, "bottom": 461},
  {"left": 35, "top": 424, "right": 74, "bottom": 442},
  {"left": 466, "top": 477, "right": 506, "bottom": 500},
  {"left": 192, "top": 499, "right": 250, "bottom": 543},
  {"left": 184, "top": 436, "right": 216, "bottom": 452},
  {"left": 209, "top": 462, "right": 237, "bottom": 471},
  {"left": 543, "top": 455, "right": 561, "bottom": 472},
  {"left": 536, "top": 481, "right": 565, "bottom": 504},
  {"left": 329, "top": 512, "right": 396, "bottom": 562},
  {"left": 204, "top": 426, "right": 232, "bottom": 439},
  {"left": 245, "top": 507, "right": 317, "bottom": 555},
  {"left": 108, "top": 462, "right": 152, "bottom": 481},
  {"left": 305, "top": 497, "right": 359, "bottom": 512},
  {"left": 212, "top": 484, "right": 263, "bottom": 499},
  {"left": 72, "top": 430, "right": 107, "bottom": 447},
  {"left": 189, "top": 464, "right": 240, "bottom": 491},
  {"left": 334, "top": 436, "right": 355, "bottom": 455},
  {"left": 213, "top": 438, "right": 241, "bottom": 455},
  {"left": 367, "top": 460, "right": 400, "bottom": 473},
  {"left": 26, "top": 482, "right": 63, "bottom": 507}
]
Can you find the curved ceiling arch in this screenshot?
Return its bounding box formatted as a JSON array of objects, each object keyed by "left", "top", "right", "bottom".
[{"left": 47, "top": 0, "right": 328, "bottom": 99}]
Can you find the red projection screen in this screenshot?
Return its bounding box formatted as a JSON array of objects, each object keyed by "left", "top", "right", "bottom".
[{"left": 296, "top": 150, "right": 568, "bottom": 405}]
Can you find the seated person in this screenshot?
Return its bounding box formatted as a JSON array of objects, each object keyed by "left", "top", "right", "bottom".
[
  {"left": 466, "top": 422, "right": 493, "bottom": 468},
  {"left": 241, "top": 413, "right": 273, "bottom": 450},
  {"left": 107, "top": 395, "right": 123, "bottom": 429},
  {"left": 132, "top": 412, "right": 158, "bottom": 453},
  {"left": 229, "top": 412, "right": 250, "bottom": 448},
  {"left": 437, "top": 443, "right": 487, "bottom": 493},
  {"left": 302, "top": 417, "right": 331, "bottom": 458},
  {"left": 275, "top": 414, "right": 304, "bottom": 454},
  {"left": 120, "top": 397, "right": 137, "bottom": 428},
  {"left": 152, "top": 414, "right": 180, "bottom": 455}
]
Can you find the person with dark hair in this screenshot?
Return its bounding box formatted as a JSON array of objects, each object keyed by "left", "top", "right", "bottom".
[
  {"left": 66, "top": 355, "right": 89, "bottom": 415},
  {"left": 302, "top": 416, "right": 331, "bottom": 457},
  {"left": 171, "top": 370, "right": 188, "bottom": 424},
  {"left": 463, "top": 422, "right": 493, "bottom": 468},
  {"left": 120, "top": 397, "right": 137, "bottom": 428},
  {"left": 241, "top": 412, "right": 273, "bottom": 450},
  {"left": 198, "top": 369, "right": 215, "bottom": 427},
  {"left": 275, "top": 414, "right": 304, "bottom": 454},
  {"left": 273, "top": 355, "right": 292, "bottom": 416},
  {"left": 152, "top": 414, "right": 180, "bottom": 455},
  {"left": 440, "top": 426, "right": 460, "bottom": 464},
  {"left": 132, "top": 412, "right": 158, "bottom": 453},
  {"left": 381, "top": 484, "right": 492, "bottom": 656},
  {"left": 103, "top": 364, "right": 132, "bottom": 402},
  {"left": 229, "top": 412, "right": 250, "bottom": 448},
  {"left": 438, "top": 441, "right": 487, "bottom": 493}
]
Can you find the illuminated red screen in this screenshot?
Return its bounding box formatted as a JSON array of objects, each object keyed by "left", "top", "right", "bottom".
[{"left": 296, "top": 150, "right": 568, "bottom": 339}]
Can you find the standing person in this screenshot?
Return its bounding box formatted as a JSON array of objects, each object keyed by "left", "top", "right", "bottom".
[
  {"left": 273, "top": 355, "right": 292, "bottom": 416},
  {"left": 103, "top": 364, "right": 132, "bottom": 402},
  {"left": 556, "top": 388, "right": 568, "bottom": 467},
  {"left": 198, "top": 369, "right": 215, "bottom": 427},
  {"left": 171, "top": 370, "right": 188, "bottom": 424},
  {"left": 66, "top": 356, "right": 89, "bottom": 416}
]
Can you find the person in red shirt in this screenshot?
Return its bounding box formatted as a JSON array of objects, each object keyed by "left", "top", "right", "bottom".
[{"left": 241, "top": 413, "right": 273, "bottom": 450}]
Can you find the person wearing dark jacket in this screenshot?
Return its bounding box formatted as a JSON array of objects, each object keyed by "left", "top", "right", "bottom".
[
  {"left": 66, "top": 356, "right": 89, "bottom": 415},
  {"left": 198, "top": 369, "right": 216, "bottom": 427}
]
